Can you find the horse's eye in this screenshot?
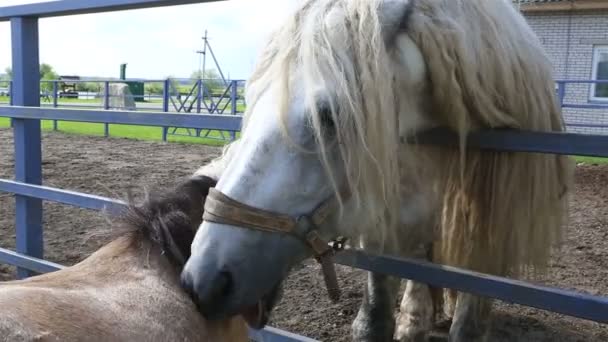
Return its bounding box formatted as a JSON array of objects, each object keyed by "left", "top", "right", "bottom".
[{"left": 317, "top": 104, "right": 336, "bottom": 136}]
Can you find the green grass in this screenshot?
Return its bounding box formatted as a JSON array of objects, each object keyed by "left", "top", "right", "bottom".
[
  {"left": 573, "top": 156, "right": 608, "bottom": 165},
  {"left": 41, "top": 97, "right": 101, "bottom": 104},
  {"left": 0, "top": 117, "right": 233, "bottom": 146}
]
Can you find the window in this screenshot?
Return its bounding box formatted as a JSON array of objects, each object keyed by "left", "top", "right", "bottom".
[{"left": 591, "top": 46, "right": 608, "bottom": 101}]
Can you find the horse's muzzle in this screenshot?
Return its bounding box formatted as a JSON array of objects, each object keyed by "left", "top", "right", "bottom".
[
  {"left": 180, "top": 259, "right": 282, "bottom": 329},
  {"left": 180, "top": 221, "right": 300, "bottom": 328},
  {"left": 181, "top": 265, "right": 234, "bottom": 320}
]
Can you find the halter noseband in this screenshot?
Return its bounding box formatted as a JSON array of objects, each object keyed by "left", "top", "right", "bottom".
[{"left": 202, "top": 187, "right": 349, "bottom": 302}]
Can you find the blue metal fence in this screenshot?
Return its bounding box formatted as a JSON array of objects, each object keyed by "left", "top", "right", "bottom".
[
  {"left": 1, "top": 77, "right": 245, "bottom": 140},
  {"left": 1, "top": 1, "right": 608, "bottom": 341}
]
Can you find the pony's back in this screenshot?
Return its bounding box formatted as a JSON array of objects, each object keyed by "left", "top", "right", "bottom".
[{"left": 0, "top": 236, "right": 248, "bottom": 342}]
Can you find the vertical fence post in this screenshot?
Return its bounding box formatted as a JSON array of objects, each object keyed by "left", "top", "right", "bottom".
[
  {"left": 196, "top": 79, "right": 202, "bottom": 114},
  {"left": 162, "top": 79, "right": 170, "bottom": 142},
  {"left": 557, "top": 81, "right": 566, "bottom": 107},
  {"left": 52, "top": 80, "right": 58, "bottom": 131},
  {"left": 230, "top": 80, "right": 237, "bottom": 140},
  {"left": 103, "top": 81, "right": 110, "bottom": 137},
  {"left": 231, "top": 80, "right": 237, "bottom": 115},
  {"left": 8, "top": 81, "right": 14, "bottom": 128},
  {"left": 11, "top": 17, "right": 43, "bottom": 279}
]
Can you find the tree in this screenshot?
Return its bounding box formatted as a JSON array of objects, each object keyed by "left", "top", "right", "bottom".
[
  {"left": 191, "top": 68, "right": 224, "bottom": 93},
  {"left": 39, "top": 63, "right": 59, "bottom": 93},
  {"left": 190, "top": 70, "right": 204, "bottom": 80},
  {"left": 76, "top": 82, "right": 101, "bottom": 93},
  {"left": 1, "top": 67, "right": 11, "bottom": 80},
  {"left": 40, "top": 63, "right": 55, "bottom": 77},
  {"left": 163, "top": 76, "right": 180, "bottom": 95},
  {"left": 144, "top": 82, "right": 164, "bottom": 95}
]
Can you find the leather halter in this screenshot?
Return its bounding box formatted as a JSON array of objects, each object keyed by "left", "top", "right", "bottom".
[{"left": 203, "top": 187, "right": 349, "bottom": 302}]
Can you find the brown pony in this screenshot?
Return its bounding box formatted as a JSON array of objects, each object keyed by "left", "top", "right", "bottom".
[{"left": 0, "top": 176, "right": 248, "bottom": 342}]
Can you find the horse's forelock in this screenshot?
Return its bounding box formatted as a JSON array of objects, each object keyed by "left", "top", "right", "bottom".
[{"left": 240, "top": 0, "right": 406, "bottom": 240}]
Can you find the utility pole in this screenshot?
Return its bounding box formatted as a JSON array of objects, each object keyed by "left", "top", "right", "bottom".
[
  {"left": 195, "top": 30, "right": 208, "bottom": 79},
  {"left": 193, "top": 30, "right": 228, "bottom": 86}
]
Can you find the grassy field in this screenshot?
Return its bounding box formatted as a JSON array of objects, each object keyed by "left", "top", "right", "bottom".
[
  {"left": 0, "top": 117, "right": 232, "bottom": 146},
  {"left": 573, "top": 156, "right": 608, "bottom": 164}
]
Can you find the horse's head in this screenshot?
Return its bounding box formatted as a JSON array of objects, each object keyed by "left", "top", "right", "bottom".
[
  {"left": 182, "top": 0, "right": 560, "bottom": 332},
  {"left": 182, "top": 0, "right": 432, "bottom": 327},
  {"left": 181, "top": 0, "right": 429, "bottom": 326}
]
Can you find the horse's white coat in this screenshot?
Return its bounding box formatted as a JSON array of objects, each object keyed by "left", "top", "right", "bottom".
[{"left": 184, "top": 1, "right": 571, "bottom": 341}]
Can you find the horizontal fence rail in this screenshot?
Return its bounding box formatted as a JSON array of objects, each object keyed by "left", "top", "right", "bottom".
[
  {"left": 0, "top": 180, "right": 126, "bottom": 213},
  {"left": 0, "top": 106, "right": 242, "bottom": 131},
  {"left": 335, "top": 250, "right": 608, "bottom": 323},
  {"left": 1, "top": 176, "right": 608, "bottom": 324},
  {"left": 0, "top": 248, "right": 65, "bottom": 274},
  {"left": 2, "top": 107, "right": 608, "bottom": 157},
  {"left": 0, "top": 0, "right": 224, "bottom": 21},
  {"left": 248, "top": 327, "right": 321, "bottom": 342},
  {"left": 1, "top": 176, "right": 607, "bottom": 321},
  {"left": 414, "top": 127, "right": 608, "bottom": 158}
]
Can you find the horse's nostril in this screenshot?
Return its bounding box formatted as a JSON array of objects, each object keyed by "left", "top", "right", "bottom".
[
  {"left": 204, "top": 270, "right": 232, "bottom": 302},
  {"left": 217, "top": 271, "right": 233, "bottom": 298},
  {"left": 182, "top": 268, "right": 235, "bottom": 319},
  {"left": 180, "top": 272, "right": 195, "bottom": 298}
]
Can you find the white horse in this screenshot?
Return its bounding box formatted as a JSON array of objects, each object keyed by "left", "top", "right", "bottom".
[{"left": 181, "top": 0, "right": 573, "bottom": 341}]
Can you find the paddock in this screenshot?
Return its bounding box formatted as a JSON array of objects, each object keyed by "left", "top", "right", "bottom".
[{"left": 0, "top": 128, "right": 606, "bottom": 341}]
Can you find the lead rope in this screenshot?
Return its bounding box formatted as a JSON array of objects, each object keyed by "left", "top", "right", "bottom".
[
  {"left": 317, "top": 236, "right": 349, "bottom": 302},
  {"left": 305, "top": 230, "right": 343, "bottom": 302}
]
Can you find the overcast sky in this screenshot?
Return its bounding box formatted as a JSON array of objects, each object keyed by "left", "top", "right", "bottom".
[{"left": 0, "top": 0, "right": 299, "bottom": 80}]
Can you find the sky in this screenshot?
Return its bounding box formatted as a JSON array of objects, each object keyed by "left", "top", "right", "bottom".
[{"left": 0, "top": 0, "right": 299, "bottom": 80}]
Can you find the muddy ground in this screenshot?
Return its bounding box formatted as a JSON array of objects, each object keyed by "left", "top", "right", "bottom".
[{"left": 0, "top": 128, "right": 606, "bottom": 341}]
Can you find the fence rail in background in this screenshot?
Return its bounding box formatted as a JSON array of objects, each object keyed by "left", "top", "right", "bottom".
[
  {"left": 0, "top": 77, "right": 245, "bottom": 140},
  {"left": 1, "top": 1, "right": 608, "bottom": 341},
  {"left": 3, "top": 78, "right": 608, "bottom": 135},
  {"left": 0, "top": 0, "right": 223, "bottom": 21}
]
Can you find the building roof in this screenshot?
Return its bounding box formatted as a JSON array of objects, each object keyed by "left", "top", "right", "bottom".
[{"left": 515, "top": 0, "right": 608, "bottom": 12}]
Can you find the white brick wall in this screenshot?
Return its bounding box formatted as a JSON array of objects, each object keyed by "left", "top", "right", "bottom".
[{"left": 524, "top": 11, "right": 608, "bottom": 134}]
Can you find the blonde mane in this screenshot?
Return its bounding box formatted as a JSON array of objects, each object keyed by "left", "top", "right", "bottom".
[
  {"left": 406, "top": 0, "right": 573, "bottom": 278},
  {"left": 216, "top": 0, "right": 573, "bottom": 280},
  {"left": 241, "top": 0, "right": 403, "bottom": 242}
]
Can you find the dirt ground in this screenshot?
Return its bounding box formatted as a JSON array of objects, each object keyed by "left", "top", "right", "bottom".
[{"left": 0, "top": 128, "right": 606, "bottom": 341}]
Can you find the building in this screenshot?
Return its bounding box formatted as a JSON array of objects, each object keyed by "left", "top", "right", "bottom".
[{"left": 517, "top": 0, "right": 608, "bottom": 134}]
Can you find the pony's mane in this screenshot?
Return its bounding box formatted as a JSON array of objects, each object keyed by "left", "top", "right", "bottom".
[{"left": 112, "top": 176, "right": 216, "bottom": 268}]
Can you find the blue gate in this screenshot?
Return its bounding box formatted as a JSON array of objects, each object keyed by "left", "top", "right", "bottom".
[{"left": 1, "top": 1, "right": 608, "bottom": 341}]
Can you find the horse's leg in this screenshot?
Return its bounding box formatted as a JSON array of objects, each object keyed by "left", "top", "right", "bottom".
[
  {"left": 352, "top": 271, "right": 400, "bottom": 342},
  {"left": 394, "top": 281, "right": 434, "bottom": 341},
  {"left": 448, "top": 292, "right": 492, "bottom": 342},
  {"left": 394, "top": 244, "right": 435, "bottom": 342}
]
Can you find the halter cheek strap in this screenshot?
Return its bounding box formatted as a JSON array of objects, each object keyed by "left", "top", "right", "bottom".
[{"left": 202, "top": 187, "right": 348, "bottom": 302}]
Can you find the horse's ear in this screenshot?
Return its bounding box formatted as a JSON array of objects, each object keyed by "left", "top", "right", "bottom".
[{"left": 379, "top": 0, "right": 413, "bottom": 44}]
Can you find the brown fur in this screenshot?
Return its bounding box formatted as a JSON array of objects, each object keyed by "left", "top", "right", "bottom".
[{"left": 0, "top": 176, "right": 248, "bottom": 342}]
